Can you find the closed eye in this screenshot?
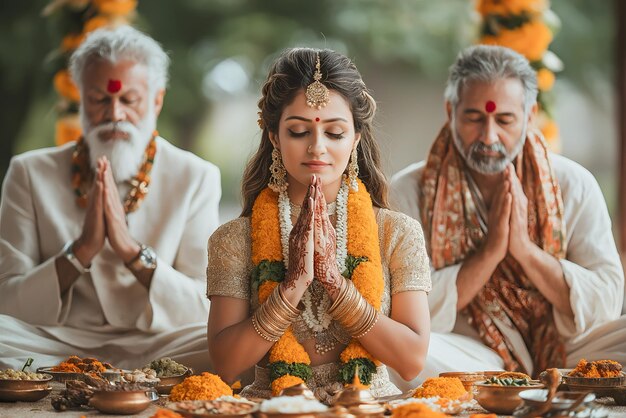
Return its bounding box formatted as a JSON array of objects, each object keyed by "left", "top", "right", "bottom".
[
  {"left": 327, "top": 132, "right": 345, "bottom": 139},
  {"left": 288, "top": 129, "right": 308, "bottom": 138}
]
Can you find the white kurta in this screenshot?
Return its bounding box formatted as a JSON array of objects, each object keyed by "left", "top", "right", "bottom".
[
  {"left": 0, "top": 137, "right": 220, "bottom": 371},
  {"left": 388, "top": 153, "right": 626, "bottom": 390}
]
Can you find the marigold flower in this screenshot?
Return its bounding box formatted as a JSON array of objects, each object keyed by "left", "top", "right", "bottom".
[
  {"left": 93, "top": 0, "right": 137, "bottom": 16},
  {"left": 271, "top": 375, "right": 304, "bottom": 397},
  {"left": 56, "top": 115, "right": 82, "bottom": 146},
  {"left": 269, "top": 329, "right": 310, "bottom": 364},
  {"left": 481, "top": 20, "right": 552, "bottom": 61},
  {"left": 536, "top": 68, "right": 555, "bottom": 91},
  {"left": 258, "top": 280, "right": 277, "bottom": 304},
  {"left": 83, "top": 16, "right": 110, "bottom": 33},
  {"left": 54, "top": 69, "right": 80, "bottom": 102},
  {"left": 540, "top": 119, "right": 559, "bottom": 143},
  {"left": 61, "top": 33, "right": 85, "bottom": 52}
]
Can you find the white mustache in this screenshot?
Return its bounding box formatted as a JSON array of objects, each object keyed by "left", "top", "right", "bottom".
[{"left": 90, "top": 121, "right": 139, "bottom": 138}]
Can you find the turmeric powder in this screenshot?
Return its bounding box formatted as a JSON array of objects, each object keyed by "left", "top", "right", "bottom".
[
  {"left": 569, "top": 359, "right": 623, "bottom": 378},
  {"left": 150, "top": 409, "right": 183, "bottom": 418},
  {"left": 169, "top": 372, "right": 232, "bottom": 401},
  {"left": 392, "top": 403, "right": 449, "bottom": 418},
  {"left": 51, "top": 356, "right": 109, "bottom": 373},
  {"left": 413, "top": 377, "right": 467, "bottom": 400}
]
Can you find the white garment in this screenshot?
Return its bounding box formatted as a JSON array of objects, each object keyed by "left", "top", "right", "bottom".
[
  {"left": 0, "top": 137, "right": 220, "bottom": 371},
  {"left": 389, "top": 153, "right": 626, "bottom": 388}
]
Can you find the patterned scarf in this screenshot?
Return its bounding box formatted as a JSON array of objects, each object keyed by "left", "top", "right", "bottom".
[{"left": 420, "top": 123, "right": 567, "bottom": 374}]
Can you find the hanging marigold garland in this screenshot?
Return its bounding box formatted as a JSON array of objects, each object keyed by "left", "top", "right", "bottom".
[
  {"left": 476, "top": 0, "right": 563, "bottom": 152},
  {"left": 43, "top": 0, "right": 139, "bottom": 146},
  {"left": 250, "top": 178, "right": 383, "bottom": 396}
]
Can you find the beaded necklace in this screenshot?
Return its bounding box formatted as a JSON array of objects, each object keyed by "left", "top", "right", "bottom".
[{"left": 71, "top": 132, "right": 157, "bottom": 213}]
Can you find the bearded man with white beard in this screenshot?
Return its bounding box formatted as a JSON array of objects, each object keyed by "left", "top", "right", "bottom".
[
  {"left": 0, "top": 26, "right": 221, "bottom": 372},
  {"left": 389, "top": 45, "right": 626, "bottom": 387}
]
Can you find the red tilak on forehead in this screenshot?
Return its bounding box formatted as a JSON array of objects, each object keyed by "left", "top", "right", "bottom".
[
  {"left": 315, "top": 117, "right": 320, "bottom": 122},
  {"left": 485, "top": 100, "right": 496, "bottom": 113},
  {"left": 107, "top": 79, "right": 122, "bottom": 93}
]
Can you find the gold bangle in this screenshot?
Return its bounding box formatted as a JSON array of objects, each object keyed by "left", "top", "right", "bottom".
[
  {"left": 251, "top": 285, "right": 300, "bottom": 342},
  {"left": 354, "top": 310, "right": 379, "bottom": 339},
  {"left": 251, "top": 313, "right": 279, "bottom": 341}
]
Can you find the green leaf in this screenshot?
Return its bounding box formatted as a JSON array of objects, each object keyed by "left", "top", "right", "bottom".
[
  {"left": 343, "top": 255, "right": 368, "bottom": 279},
  {"left": 251, "top": 260, "right": 285, "bottom": 287},
  {"left": 339, "top": 358, "right": 377, "bottom": 385},
  {"left": 269, "top": 361, "right": 312, "bottom": 382}
]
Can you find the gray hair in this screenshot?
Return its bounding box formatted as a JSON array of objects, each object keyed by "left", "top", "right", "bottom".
[
  {"left": 69, "top": 25, "right": 169, "bottom": 93},
  {"left": 444, "top": 45, "right": 538, "bottom": 113}
]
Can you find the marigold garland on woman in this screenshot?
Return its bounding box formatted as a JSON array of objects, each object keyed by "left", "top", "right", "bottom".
[{"left": 207, "top": 48, "right": 431, "bottom": 399}]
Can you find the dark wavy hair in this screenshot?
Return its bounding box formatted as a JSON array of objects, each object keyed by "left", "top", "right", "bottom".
[{"left": 240, "top": 48, "right": 388, "bottom": 217}]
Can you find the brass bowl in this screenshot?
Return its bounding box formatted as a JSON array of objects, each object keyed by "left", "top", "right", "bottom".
[
  {"left": 0, "top": 387, "right": 52, "bottom": 402},
  {"left": 474, "top": 381, "right": 544, "bottom": 415},
  {"left": 0, "top": 375, "right": 53, "bottom": 391},
  {"left": 563, "top": 373, "right": 626, "bottom": 389},
  {"left": 156, "top": 367, "right": 191, "bottom": 395},
  {"left": 88, "top": 389, "right": 152, "bottom": 415}
]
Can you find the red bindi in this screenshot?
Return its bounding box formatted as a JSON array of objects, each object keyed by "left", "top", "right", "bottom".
[
  {"left": 315, "top": 117, "right": 320, "bottom": 122},
  {"left": 485, "top": 100, "right": 496, "bottom": 113},
  {"left": 107, "top": 79, "right": 122, "bottom": 93}
]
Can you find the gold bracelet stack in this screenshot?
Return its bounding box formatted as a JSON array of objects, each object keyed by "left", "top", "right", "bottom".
[
  {"left": 251, "top": 285, "right": 301, "bottom": 342},
  {"left": 328, "top": 279, "right": 379, "bottom": 338}
]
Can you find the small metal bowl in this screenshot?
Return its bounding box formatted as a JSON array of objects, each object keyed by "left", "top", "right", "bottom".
[
  {"left": 0, "top": 374, "right": 53, "bottom": 391},
  {"left": 474, "top": 381, "right": 544, "bottom": 415},
  {"left": 156, "top": 367, "right": 191, "bottom": 395},
  {"left": 0, "top": 387, "right": 52, "bottom": 402},
  {"left": 88, "top": 389, "right": 152, "bottom": 415}
]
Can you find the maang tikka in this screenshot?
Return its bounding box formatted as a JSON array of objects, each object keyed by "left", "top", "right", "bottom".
[{"left": 306, "top": 53, "right": 330, "bottom": 109}]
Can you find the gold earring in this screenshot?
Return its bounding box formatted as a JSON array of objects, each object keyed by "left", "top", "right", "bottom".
[
  {"left": 348, "top": 147, "right": 359, "bottom": 191},
  {"left": 269, "top": 148, "right": 288, "bottom": 193}
]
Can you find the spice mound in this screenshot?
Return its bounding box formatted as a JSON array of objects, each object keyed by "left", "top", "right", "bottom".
[
  {"left": 124, "top": 368, "right": 160, "bottom": 383},
  {"left": 391, "top": 403, "right": 448, "bottom": 418},
  {"left": 568, "top": 359, "right": 623, "bottom": 378},
  {"left": 0, "top": 369, "right": 48, "bottom": 380},
  {"left": 169, "top": 372, "right": 232, "bottom": 401},
  {"left": 169, "top": 396, "right": 256, "bottom": 415},
  {"left": 151, "top": 409, "right": 184, "bottom": 418},
  {"left": 146, "top": 357, "right": 188, "bottom": 377},
  {"left": 51, "top": 355, "right": 113, "bottom": 373},
  {"left": 413, "top": 377, "right": 468, "bottom": 400},
  {"left": 50, "top": 375, "right": 105, "bottom": 411}
]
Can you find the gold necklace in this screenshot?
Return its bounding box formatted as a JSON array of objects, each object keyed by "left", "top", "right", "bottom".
[{"left": 71, "top": 131, "right": 157, "bottom": 213}]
